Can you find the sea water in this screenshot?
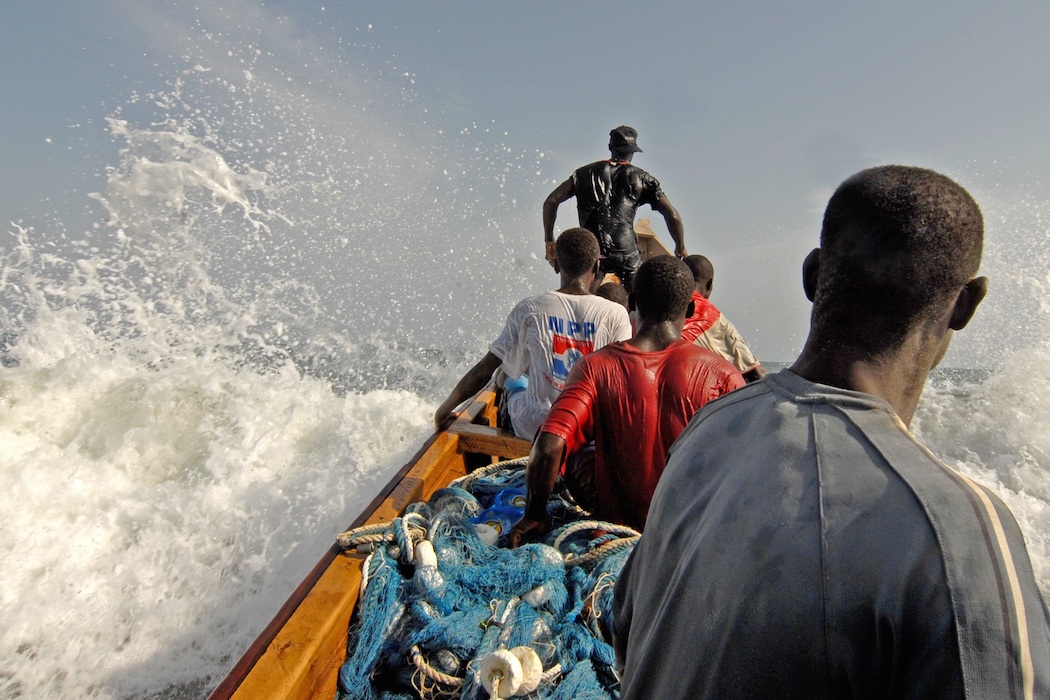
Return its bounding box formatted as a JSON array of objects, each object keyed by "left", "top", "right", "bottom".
[
  {"left": 3, "top": 27, "right": 1050, "bottom": 700},
  {"left": 0, "top": 35, "right": 550, "bottom": 700}
]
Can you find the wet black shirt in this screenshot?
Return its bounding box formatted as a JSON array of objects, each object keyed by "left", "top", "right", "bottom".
[{"left": 571, "top": 160, "right": 665, "bottom": 256}]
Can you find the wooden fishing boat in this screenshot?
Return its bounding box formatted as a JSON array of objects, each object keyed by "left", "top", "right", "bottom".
[{"left": 209, "top": 225, "right": 672, "bottom": 699}]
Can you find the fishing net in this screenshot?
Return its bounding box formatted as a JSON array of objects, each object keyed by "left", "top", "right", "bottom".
[{"left": 335, "top": 458, "right": 639, "bottom": 700}]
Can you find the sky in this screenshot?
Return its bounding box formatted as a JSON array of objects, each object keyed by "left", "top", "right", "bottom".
[{"left": 2, "top": 0, "right": 1049, "bottom": 365}]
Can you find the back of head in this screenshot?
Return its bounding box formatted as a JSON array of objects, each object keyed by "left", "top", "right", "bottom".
[
  {"left": 609, "top": 125, "right": 642, "bottom": 160},
  {"left": 683, "top": 255, "right": 714, "bottom": 291},
  {"left": 633, "top": 255, "right": 694, "bottom": 323},
  {"left": 595, "top": 281, "right": 630, "bottom": 311},
  {"left": 555, "top": 227, "right": 601, "bottom": 277},
  {"left": 814, "top": 165, "right": 983, "bottom": 353}
]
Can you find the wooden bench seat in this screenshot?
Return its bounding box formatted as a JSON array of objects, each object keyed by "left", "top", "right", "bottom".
[{"left": 446, "top": 421, "right": 532, "bottom": 460}]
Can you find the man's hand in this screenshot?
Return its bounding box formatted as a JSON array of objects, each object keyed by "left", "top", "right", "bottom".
[
  {"left": 675, "top": 243, "right": 688, "bottom": 258},
  {"left": 508, "top": 515, "right": 549, "bottom": 548},
  {"left": 433, "top": 352, "right": 503, "bottom": 432},
  {"left": 511, "top": 432, "right": 565, "bottom": 547},
  {"left": 545, "top": 241, "right": 558, "bottom": 271},
  {"left": 434, "top": 406, "right": 456, "bottom": 431}
]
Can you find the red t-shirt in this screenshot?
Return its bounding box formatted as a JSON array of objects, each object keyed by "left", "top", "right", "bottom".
[
  {"left": 681, "top": 290, "right": 722, "bottom": 343},
  {"left": 540, "top": 340, "right": 744, "bottom": 530}
]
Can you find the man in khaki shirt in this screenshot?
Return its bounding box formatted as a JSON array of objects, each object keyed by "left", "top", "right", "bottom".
[{"left": 681, "top": 254, "right": 766, "bottom": 383}]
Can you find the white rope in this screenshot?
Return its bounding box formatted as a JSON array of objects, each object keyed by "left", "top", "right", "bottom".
[
  {"left": 564, "top": 536, "right": 639, "bottom": 566},
  {"left": 552, "top": 520, "right": 640, "bottom": 552},
  {"left": 449, "top": 457, "right": 528, "bottom": 490},
  {"left": 357, "top": 550, "right": 376, "bottom": 604},
  {"left": 410, "top": 645, "right": 464, "bottom": 687}
]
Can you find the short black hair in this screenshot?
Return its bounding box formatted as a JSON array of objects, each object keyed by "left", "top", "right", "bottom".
[
  {"left": 814, "top": 165, "right": 984, "bottom": 353},
  {"left": 555, "top": 227, "right": 600, "bottom": 277},
  {"left": 633, "top": 255, "right": 694, "bottom": 323},
  {"left": 595, "top": 281, "right": 630, "bottom": 310},
  {"left": 683, "top": 255, "right": 714, "bottom": 287}
]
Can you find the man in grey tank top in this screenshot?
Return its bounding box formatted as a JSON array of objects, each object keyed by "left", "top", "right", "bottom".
[{"left": 614, "top": 165, "right": 1050, "bottom": 699}]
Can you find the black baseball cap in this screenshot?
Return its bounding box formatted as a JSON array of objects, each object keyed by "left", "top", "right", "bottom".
[{"left": 609, "top": 125, "right": 642, "bottom": 153}]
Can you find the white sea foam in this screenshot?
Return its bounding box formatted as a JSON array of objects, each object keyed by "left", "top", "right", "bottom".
[
  {"left": 0, "top": 344, "right": 431, "bottom": 697},
  {"left": 0, "top": 21, "right": 547, "bottom": 698},
  {"left": 0, "top": 187, "right": 441, "bottom": 697},
  {"left": 912, "top": 187, "right": 1050, "bottom": 593},
  {"left": 916, "top": 341, "right": 1050, "bottom": 594}
]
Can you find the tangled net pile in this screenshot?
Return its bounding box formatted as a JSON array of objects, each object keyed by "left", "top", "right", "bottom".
[{"left": 335, "top": 458, "right": 640, "bottom": 700}]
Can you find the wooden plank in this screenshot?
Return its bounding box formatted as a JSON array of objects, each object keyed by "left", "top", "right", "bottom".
[
  {"left": 253, "top": 553, "right": 364, "bottom": 699},
  {"left": 420, "top": 438, "right": 471, "bottom": 501},
  {"left": 448, "top": 421, "right": 532, "bottom": 460},
  {"left": 635, "top": 218, "right": 673, "bottom": 260},
  {"left": 369, "top": 433, "right": 461, "bottom": 524}
]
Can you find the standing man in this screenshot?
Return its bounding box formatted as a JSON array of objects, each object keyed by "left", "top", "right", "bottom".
[
  {"left": 543, "top": 126, "right": 686, "bottom": 292},
  {"left": 613, "top": 166, "right": 1050, "bottom": 699},
  {"left": 434, "top": 227, "right": 631, "bottom": 440},
  {"left": 508, "top": 256, "right": 742, "bottom": 541},
  {"left": 682, "top": 254, "right": 767, "bottom": 383}
]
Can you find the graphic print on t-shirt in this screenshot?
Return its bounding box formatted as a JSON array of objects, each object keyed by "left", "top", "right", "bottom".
[{"left": 548, "top": 316, "right": 597, "bottom": 385}]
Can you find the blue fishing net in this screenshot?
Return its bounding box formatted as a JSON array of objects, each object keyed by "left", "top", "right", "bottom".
[{"left": 336, "top": 459, "right": 638, "bottom": 700}]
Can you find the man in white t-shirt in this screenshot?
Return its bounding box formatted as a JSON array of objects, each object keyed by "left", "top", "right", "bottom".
[{"left": 434, "top": 227, "right": 632, "bottom": 439}]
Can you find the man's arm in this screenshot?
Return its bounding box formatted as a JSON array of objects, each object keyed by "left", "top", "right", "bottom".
[
  {"left": 652, "top": 194, "right": 687, "bottom": 257},
  {"left": 543, "top": 179, "right": 574, "bottom": 269},
  {"left": 433, "top": 351, "right": 502, "bottom": 430},
  {"left": 509, "top": 357, "right": 596, "bottom": 547},
  {"left": 716, "top": 315, "right": 764, "bottom": 380},
  {"left": 508, "top": 431, "right": 567, "bottom": 547}
]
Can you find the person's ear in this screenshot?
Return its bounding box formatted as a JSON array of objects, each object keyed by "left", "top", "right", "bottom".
[
  {"left": 948, "top": 277, "right": 988, "bottom": 331},
  {"left": 802, "top": 248, "right": 821, "bottom": 302},
  {"left": 685, "top": 301, "right": 695, "bottom": 319}
]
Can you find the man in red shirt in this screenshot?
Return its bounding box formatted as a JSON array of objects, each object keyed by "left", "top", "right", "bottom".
[{"left": 509, "top": 256, "right": 744, "bottom": 541}]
